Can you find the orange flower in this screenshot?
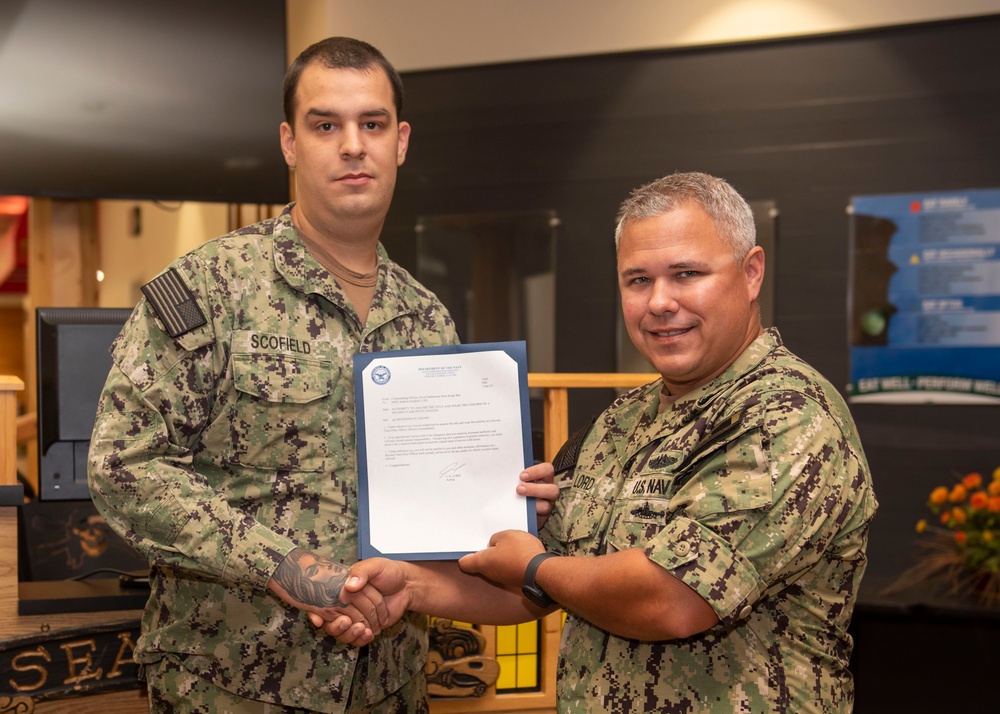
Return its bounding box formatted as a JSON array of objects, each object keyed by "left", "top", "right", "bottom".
[
  {"left": 993, "top": 465, "right": 1000, "bottom": 482},
  {"left": 915, "top": 519, "right": 927, "bottom": 534},
  {"left": 988, "top": 496, "right": 1000, "bottom": 514},
  {"left": 949, "top": 484, "right": 968, "bottom": 503},
  {"left": 930, "top": 486, "right": 950, "bottom": 505},
  {"left": 989, "top": 480, "right": 1000, "bottom": 497},
  {"left": 962, "top": 472, "right": 983, "bottom": 489},
  {"left": 954, "top": 531, "right": 967, "bottom": 545},
  {"left": 951, "top": 507, "right": 967, "bottom": 525},
  {"left": 969, "top": 491, "right": 989, "bottom": 510},
  {"left": 940, "top": 511, "right": 951, "bottom": 525},
  {"left": 930, "top": 481, "right": 948, "bottom": 506}
]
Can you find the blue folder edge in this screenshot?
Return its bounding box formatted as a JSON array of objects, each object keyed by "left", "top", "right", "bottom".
[{"left": 353, "top": 340, "right": 537, "bottom": 561}]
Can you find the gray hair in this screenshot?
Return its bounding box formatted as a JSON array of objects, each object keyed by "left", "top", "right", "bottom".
[{"left": 614, "top": 172, "right": 756, "bottom": 261}]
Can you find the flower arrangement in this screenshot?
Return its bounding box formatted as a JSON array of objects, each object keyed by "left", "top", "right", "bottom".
[{"left": 892, "top": 466, "right": 1000, "bottom": 606}]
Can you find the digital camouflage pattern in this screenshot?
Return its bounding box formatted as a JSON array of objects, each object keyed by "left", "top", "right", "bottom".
[
  {"left": 542, "top": 328, "right": 877, "bottom": 714},
  {"left": 145, "top": 655, "right": 429, "bottom": 714},
  {"left": 88, "top": 206, "right": 458, "bottom": 713}
]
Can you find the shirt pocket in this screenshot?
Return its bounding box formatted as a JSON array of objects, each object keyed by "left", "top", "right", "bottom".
[
  {"left": 605, "top": 425, "right": 772, "bottom": 553},
  {"left": 675, "top": 425, "right": 772, "bottom": 519},
  {"left": 601, "top": 461, "right": 679, "bottom": 554},
  {"left": 548, "top": 492, "right": 611, "bottom": 555},
  {"left": 227, "top": 352, "right": 334, "bottom": 471}
]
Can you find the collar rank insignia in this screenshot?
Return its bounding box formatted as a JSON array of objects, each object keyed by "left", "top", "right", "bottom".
[{"left": 140, "top": 268, "right": 207, "bottom": 337}]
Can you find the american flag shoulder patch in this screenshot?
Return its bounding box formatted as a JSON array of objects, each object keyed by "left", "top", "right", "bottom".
[{"left": 140, "top": 269, "right": 207, "bottom": 338}]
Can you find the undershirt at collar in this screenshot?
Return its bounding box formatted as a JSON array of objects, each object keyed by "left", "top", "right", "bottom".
[
  {"left": 326, "top": 252, "right": 378, "bottom": 325},
  {"left": 658, "top": 385, "right": 676, "bottom": 413}
]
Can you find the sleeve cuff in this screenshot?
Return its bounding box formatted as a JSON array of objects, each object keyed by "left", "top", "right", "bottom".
[
  {"left": 640, "top": 516, "right": 765, "bottom": 623},
  {"left": 221, "top": 520, "right": 298, "bottom": 589}
]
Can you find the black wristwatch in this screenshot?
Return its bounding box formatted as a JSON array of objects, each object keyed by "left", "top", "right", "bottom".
[{"left": 522, "top": 552, "right": 559, "bottom": 608}]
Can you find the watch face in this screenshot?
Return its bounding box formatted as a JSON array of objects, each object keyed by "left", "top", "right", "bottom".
[{"left": 522, "top": 585, "right": 552, "bottom": 608}]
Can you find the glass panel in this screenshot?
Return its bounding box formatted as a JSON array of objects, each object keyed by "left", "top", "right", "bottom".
[
  {"left": 493, "top": 621, "right": 542, "bottom": 693},
  {"left": 495, "top": 624, "right": 517, "bottom": 653},
  {"left": 515, "top": 653, "right": 539, "bottom": 689},
  {"left": 495, "top": 654, "right": 517, "bottom": 690},
  {"left": 416, "top": 210, "right": 557, "bottom": 374}
]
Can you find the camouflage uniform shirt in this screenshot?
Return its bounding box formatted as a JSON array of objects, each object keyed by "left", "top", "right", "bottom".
[
  {"left": 542, "top": 328, "right": 877, "bottom": 713},
  {"left": 88, "top": 206, "right": 459, "bottom": 712}
]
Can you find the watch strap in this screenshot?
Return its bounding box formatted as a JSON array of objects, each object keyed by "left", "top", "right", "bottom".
[{"left": 523, "top": 552, "right": 559, "bottom": 606}]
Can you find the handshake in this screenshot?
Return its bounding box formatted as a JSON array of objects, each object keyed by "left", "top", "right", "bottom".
[{"left": 267, "top": 462, "right": 560, "bottom": 644}]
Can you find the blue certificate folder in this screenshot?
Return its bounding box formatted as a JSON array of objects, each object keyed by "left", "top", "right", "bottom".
[{"left": 354, "top": 341, "right": 536, "bottom": 560}]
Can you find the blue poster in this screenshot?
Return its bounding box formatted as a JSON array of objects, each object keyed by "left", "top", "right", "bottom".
[{"left": 849, "top": 188, "right": 1000, "bottom": 404}]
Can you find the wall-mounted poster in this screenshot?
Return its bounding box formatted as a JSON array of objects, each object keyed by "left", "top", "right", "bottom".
[{"left": 849, "top": 188, "right": 1000, "bottom": 404}]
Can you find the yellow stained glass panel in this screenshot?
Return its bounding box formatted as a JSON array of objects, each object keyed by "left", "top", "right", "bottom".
[
  {"left": 494, "top": 621, "right": 541, "bottom": 692},
  {"left": 495, "top": 654, "right": 517, "bottom": 690},
  {"left": 516, "top": 653, "right": 538, "bottom": 688}
]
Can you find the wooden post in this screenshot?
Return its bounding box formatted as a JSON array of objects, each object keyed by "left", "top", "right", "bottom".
[
  {"left": 0, "top": 376, "right": 22, "bottom": 489},
  {"left": 21, "top": 198, "right": 100, "bottom": 493}
]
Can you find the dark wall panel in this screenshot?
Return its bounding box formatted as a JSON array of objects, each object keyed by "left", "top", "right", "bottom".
[{"left": 383, "top": 16, "right": 1000, "bottom": 597}]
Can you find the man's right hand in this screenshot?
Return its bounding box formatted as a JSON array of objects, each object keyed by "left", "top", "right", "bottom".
[
  {"left": 268, "top": 548, "right": 392, "bottom": 640},
  {"left": 311, "top": 558, "right": 413, "bottom": 645}
]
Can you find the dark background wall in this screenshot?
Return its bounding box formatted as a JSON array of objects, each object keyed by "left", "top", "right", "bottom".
[
  {"left": 385, "top": 12, "right": 1000, "bottom": 585},
  {"left": 382, "top": 16, "right": 1000, "bottom": 710}
]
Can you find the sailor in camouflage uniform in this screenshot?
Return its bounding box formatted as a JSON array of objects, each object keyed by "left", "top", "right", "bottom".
[
  {"left": 539, "top": 321, "right": 876, "bottom": 713},
  {"left": 462, "top": 171, "right": 878, "bottom": 713},
  {"left": 88, "top": 37, "right": 493, "bottom": 713},
  {"left": 341, "top": 172, "right": 877, "bottom": 713}
]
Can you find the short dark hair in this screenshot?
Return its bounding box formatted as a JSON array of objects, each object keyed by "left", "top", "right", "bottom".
[{"left": 283, "top": 36, "right": 404, "bottom": 126}]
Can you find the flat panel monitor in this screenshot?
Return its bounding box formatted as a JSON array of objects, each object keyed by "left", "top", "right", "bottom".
[{"left": 36, "top": 307, "right": 131, "bottom": 500}]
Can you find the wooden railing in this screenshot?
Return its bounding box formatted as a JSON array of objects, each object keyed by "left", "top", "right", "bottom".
[{"left": 527, "top": 373, "right": 658, "bottom": 460}]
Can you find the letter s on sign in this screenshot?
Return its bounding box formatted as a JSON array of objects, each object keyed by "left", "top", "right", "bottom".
[{"left": 10, "top": 645, "right": 51, "bottom": 692}]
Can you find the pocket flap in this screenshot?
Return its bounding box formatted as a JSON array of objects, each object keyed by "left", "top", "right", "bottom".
[{"left": 232, "top": 352, "right": 332, "bottom": 404}]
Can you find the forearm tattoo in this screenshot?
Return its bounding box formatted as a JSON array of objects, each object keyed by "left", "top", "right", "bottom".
[{"left": 273, "top": 548, "right": 350, "bottom": 609}]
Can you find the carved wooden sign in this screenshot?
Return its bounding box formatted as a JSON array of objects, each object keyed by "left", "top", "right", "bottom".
[
  {"left": 426, "top": 619, "right": 499, "bottom": 698},
  {"left": 0, "top": 621, "right": 143, "bottom": 704}
]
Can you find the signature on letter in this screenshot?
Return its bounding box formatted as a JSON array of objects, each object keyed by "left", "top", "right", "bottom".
[{"left": 439, "top": 462, "right": 466, "bottom": 480}]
